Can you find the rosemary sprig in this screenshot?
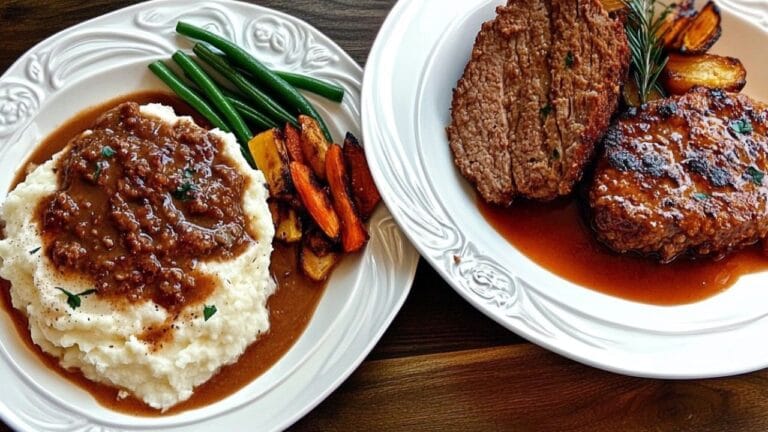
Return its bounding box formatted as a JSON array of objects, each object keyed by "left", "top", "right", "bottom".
[{"left": 623, "top": 0, "right": 673, "bottom": 104}]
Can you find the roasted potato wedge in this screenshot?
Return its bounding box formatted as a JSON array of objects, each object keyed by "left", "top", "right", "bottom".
[
  {"left": 268, "top": 201, "right": 280, "bottom": 228},
  {"left": 290, "top": 161, "right": 340, "bottom": 240},
  {"left": 283, "top": 122, "right": 305, "bottom": 164},
  {"left": 622, "top": 79, "right": 664, "bottom": 107},
  {"left": 299, "top": 115, "right": 331, "bottom": 181},
  {"left": 275, "top": 203, "right": 302, "bottom": 243},
  {"left": 299, "top": 244, "right": 339, "bottom": 282},
  {"left": 248, "top": 129, "right": 292, "bottom": 199},
  {"left": 659, "top": 0, "right": 697, "bottom": 48},
  {"left": 342, "top": 133, "right": 381, "bottom": 220},
  {"left": 669, "top": 1, "right": 722, "bottom": 54},
  {"left": 662, "top": 53, "right": 747, "bottom": 95},
  {"left": 327, "top": 144, "right": 368, "bottom": 253},
  {"left": 303, "top": 228, "right": 335, "bottom": 256}
]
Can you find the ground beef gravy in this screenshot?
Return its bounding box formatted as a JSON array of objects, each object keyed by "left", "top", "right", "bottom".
[
  {"left": 40, "top": 102, "right": 250, "bottom": 311},
  {"left": 0, "top": 92, "right": 327, "bottom": 415}
]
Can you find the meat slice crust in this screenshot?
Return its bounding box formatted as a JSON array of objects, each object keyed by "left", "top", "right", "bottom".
[
  {"left": 447, "top": 0, "right": 628, "bottom": 205},
  {"left": 590, "top": 88, "right": 768, "bottom": 262}
]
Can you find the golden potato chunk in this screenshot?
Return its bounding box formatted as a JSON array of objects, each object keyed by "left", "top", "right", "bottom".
[
  {"left": 662, "top": 53, "right": 746, "bottom": 95},
  {"left": 248, "top": 129, "right": 292, "bottom": 199}
]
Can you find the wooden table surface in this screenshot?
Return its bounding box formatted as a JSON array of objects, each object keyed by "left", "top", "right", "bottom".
[{"left": 3, "top": 0, "right": 768, "bottom": 430}]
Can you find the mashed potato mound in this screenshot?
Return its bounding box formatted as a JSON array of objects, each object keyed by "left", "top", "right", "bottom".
[{"left": 0, "top": 104, "right": 275, "bottom": 410}]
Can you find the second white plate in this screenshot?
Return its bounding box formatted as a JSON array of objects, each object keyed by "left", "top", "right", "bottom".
[{"left": 362, "top": 0, "right": 768, "bottom": 378}]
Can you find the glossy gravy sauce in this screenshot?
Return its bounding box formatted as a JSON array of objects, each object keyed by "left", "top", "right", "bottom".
[
  {"left": 478, "top": 197, "right": 768, "bottom": 305},
  {"left": 0, "top": 92, "right": 326, "bottom": 415}
]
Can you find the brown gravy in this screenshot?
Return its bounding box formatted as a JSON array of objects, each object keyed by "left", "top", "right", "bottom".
[
  {"left": 0, "top": 92, "right": 326, "bottom": 416},
  {"left": 478, "top": 196, "right": 768, "bottom": 305},
  {"left": 39, "top": 101, "right": 252, "bottom": 313}
]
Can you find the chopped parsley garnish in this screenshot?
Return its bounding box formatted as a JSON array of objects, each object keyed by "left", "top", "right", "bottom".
[
  {"left": 56, "top": 287, "right": 97, "bottom": 310},
  {"left": 173, "top": 181, "right": 198, "bottom": 201},
  {"left": 693, "top": 192, "right": 710, "bottom": 201},
  {"left": 539, "top": 104, "right": 553, "bottom": 119},
  {"left": 28, "top": 247, "right": 41, "bottom": 255},
  {"left": 101, "top": 146, "right": 116, "bottom": 158},
  {"left": 746, "top": 166, "right": 765, "bottom": 186},
  {"left": 730, "top": 119, "right": 753, "bottom": 135},
  {"left": 565, "top": 51, "right": 575, "bottom": 68},
  {"left": 183, "top": 168, "right": 195, "bottom": 179},
  {"left": 203, "top": 304, "right": 217, "bottom": 321}
]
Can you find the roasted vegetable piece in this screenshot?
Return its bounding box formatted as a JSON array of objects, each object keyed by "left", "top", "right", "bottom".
[
  {"left": 268, "top": 201, "right": 280, "bottom": 228},
  {"left": 669, "top": 1, "right": 722, "bottom": 54},
  {"left": 299, "top": 115, "right": 331, "bottom": 181},
  {"left": 300, "top": 244, "right": 339, "bottom": 282},
  {"left": 284, "top": 123, "right": 305, "bottom": 163},
  {"left": 661, "top": 15, "right": 694, "bottom": 48},
  {"left": 275, "top": 204, "right": 302, "bottom": 243},
  {"left": 623, "top": 78, "right": 664, "bottom": 107},
  {"left": 342, "top": 133, "right": 381, "bottom": 220},
  {"left": 248, "top": 129, "right": 293, "bottom": 198},
  {"left": 326, "top": 144, "right": 368, "bottom": 253},
  {"left": 304, "top": 229, "right": 335, "bottom": 256},
  {"left": 658, "top": 0, "right": 696, "bottom": 46},
  {"left": 290, "top": 161, "right": 340, "bottom": 240},
  {"left": 599, "top": 0, "right": 625, "bottom": 13},
  {"left": 662, "top": 53, "right": 746, "bottom": 95}
]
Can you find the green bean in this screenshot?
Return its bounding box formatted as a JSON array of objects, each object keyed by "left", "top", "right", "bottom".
[
  {"left": 177, "top": 77, "right": 277, "bottom": 132},
  {"left": 227, "top": 97, "right": 278, "bottom": 131},
  {"left": 275, "top": 71, "right": 344, "bottom": 103},
  {"left": 147, "top": 61, "right": 230, "bottom": 133},
  {"left": 171, "top": 51, "right": 252, "bottom": 148},
  {"left": 176, "top": 21, "right": 333, "bottom": 142},
  {"left": 193, "top": 43, "right": 298, "bottom": 128}
]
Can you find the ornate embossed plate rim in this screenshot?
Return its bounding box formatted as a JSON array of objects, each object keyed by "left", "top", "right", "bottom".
[
  {"left": 0, "top": 1, "right": 419, "bottom": 431},
  {"left": 363, "top": 0, "right": 768, "bottom": 379}
]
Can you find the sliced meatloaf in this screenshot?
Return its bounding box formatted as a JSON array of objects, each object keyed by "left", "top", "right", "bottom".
[
  {"left": 590, "top": 88, "right": 768, "bottom": 262},
  {"left": 447, "top": 0, "right": 628, "bottom": 205}
]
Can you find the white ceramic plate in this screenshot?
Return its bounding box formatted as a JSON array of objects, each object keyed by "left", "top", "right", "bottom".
[
  {"left": 363, "top": 0, "right": 768, "bottom": 379},
  {"left": 0, "top": 1, "right": 419, "bottom": 430}
]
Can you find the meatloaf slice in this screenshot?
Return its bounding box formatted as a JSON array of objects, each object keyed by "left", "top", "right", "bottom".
[
  {"left": 447, "top": 0, "right": 628, "bottom": 205},
  {"left": 590, "top": 88, "right": 768, "bottom": 262}
]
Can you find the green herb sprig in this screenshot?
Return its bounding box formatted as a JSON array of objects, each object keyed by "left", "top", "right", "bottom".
[
  {"left": 623, "top": 0, "right": 673, "bottom": 104},
  {"left": 56, "top": 287, "right": 97, "bottom": 310},
  {"left": 203, "top": 304, "right": 217, "bottom": 321}
]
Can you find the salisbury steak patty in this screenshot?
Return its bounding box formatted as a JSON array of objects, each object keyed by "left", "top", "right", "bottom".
[
  {"left": 447, "top": 0, "right": 628, "bottom": 205},
  {"left": 590, "top": 88, "right": 768, "bottom": 262}
]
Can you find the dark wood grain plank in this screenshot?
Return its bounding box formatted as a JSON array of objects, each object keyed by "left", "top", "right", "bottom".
[
  {"left": 369, "top": 261, "right": 524, "bottom": 360},
  {"left": 0, "top": 0, "right": 394, "bottom": 73},
  {"left": 294, "top": 344, "right": 768, "bottom": 432}
]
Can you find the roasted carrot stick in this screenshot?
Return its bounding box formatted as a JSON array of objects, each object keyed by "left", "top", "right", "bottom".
[
  {"left": 290, "top": 161, "right": 340, "bottom": 240},
  {"left": 326, "top": 144, "right": 368, "bottom": 252},
  {"left": 342, "top": 133, "right": 381, "bottom": 220},
  {"left": 284, "top": 122, "right": 305, "bottom": 163}
]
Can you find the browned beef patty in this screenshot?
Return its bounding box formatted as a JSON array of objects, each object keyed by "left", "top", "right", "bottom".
[
  {"left": 590, "top": 88, "right": 768, "bottom": 262},
  {"left": 447, "top": 0, "right": 628, "bottom": 205}
]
